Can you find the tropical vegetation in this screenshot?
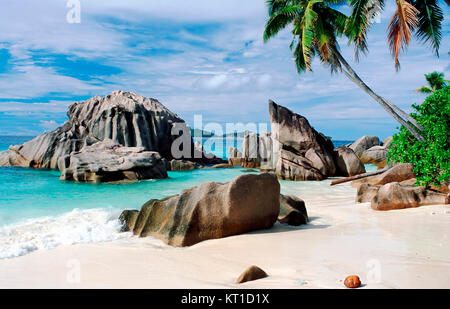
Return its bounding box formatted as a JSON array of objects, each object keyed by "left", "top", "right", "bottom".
[{"left": 388, "top": 85, "right": 449, "bottom": 188}]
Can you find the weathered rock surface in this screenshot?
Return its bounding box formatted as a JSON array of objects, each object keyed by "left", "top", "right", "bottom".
[
  {"left": 269, "top": 100, "right": 336, "bottom": 181},
  {"left": 241, "top": 132, "right": 272, "bottom": 169},
  {"left": 58, "top": 140, "right": 168, "bottom": 182},
  {"left": 121, "top": 173, "right": 280, "bottom": 247},
  {"left": 236, "top": 266, "right": 268, "bottom": 284},
  {"left": 371, "top": 182, "right": 450, "bottom": 211},
  {"left": 0, "top": 91, "right": 189, "bottom": 170},
  {"left": 356, "top": 183, "right": 380, "bottom": 203},
  {"left": 333, "top": 146, "right": 365, "bottom": 177},
  {"left": 352, "top": 163, "right": 415, "bottom": 187},
  {"left": 278, "top": 194, "right": 308, "bottom": 226},
  {"left": 119, "top": 210, "right": 139, "bottom": 232},
  {"left": 349, "top": 136, "right": 380, "bottom": 157},
  {"left": 228, "top": 147, "right": 243, "bottom": 166}
]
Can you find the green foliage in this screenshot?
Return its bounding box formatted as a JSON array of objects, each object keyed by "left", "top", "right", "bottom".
[
  {"left": 388, "top": 86, "right": 450, "bottom": 187},
  {"left": 415, "top": 71, "right": 448, "bottom": 93}
]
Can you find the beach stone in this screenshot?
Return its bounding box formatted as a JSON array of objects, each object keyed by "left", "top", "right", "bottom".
[
  {"left": 119, "top": 210, "right": 139, "bottom": 232},
  {"left": 269, "top": 100, "right": 335, "bottom": 180},
  {"left": 356, "top": 184, "right": 380, "bottom": 203},
  {"left": 333, "top": 146, "right": 365, "bottom": 177},
  {"left": 349, "top": 136, "right": 380, "bottom": 157},
  {"left": 278, "top": 194, "right": 308, "bottom": 226},
  {"left": 58, "top": 140, "right": 168, "bottom": 183},
  {"left": 170, "top": 159, "right": 197, "bottom": 171},
  {"left": 125, "top": 173, "right": 280, "bottom": 247},
  {"left": 371, "top": 182, "right": 450, "bottom": 211},
  {"left": 344, "top": 275, "right": 361, "bottom": 288},
  {"left": 236, "top": 266, "right": 268, "bottom": 284}
]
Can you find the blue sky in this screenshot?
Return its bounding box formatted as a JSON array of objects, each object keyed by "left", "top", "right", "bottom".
[{"left": 0, "top": 0, "right": 448, "bottom": 140}]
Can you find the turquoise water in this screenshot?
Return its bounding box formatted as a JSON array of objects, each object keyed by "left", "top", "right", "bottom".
[
  {"left": 0, "top": 166, "right": 255, "bottom": 226},
  {"left": 0, "top": 136, "right": 357, "bottom": 258}
]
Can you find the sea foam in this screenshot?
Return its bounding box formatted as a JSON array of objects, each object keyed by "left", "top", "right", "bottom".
[{"left": 0, "top": 208, "right": 130, "bottom": 259}]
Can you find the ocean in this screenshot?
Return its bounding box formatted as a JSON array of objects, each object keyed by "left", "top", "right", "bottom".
[{"left": 0, "top": 136, "right": 355, "bottom": 259}]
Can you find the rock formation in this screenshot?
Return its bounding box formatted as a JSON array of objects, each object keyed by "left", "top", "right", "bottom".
[
  {"left": 349, "top": 136, "right": 380, "bottom": 157},
  {"left": 359, "top": 136, "right": 393, "bottom": 169},
  {"left": 371, "top": 182, "right": 449, "bottom": 211},
  {"left": 269, "top": 100, "right": 336, "bottom": 181},
  {"left": 333, "top": 146, "right": 366, "bottom": 177},
  {"left": 120, "top": 173, "right": 280, "bottom": 247},
  {"left": 228, "top": 147, "right": 243, "bottom": 166},
  {"left": 0, "top": 91, "right": 224, "bottom": 182},
  {"left": 278, "top": 194, "right": 308, "bottom": 226},
  {"left": 58, "top": 140, "right": 168, "bottom": 182}
]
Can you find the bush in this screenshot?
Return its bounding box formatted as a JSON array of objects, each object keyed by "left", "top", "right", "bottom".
[{"left": 388, "top": 85, "right": 449, "bottom": 188}]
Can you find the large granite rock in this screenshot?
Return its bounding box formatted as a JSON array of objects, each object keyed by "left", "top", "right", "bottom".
[
  {"left": 58, "top": 140, "right": 168, "bottom": 182},
  {"left": 278, "top": 194, "right": 308, "bottom": 226},
  {"left": 121, "top": 173, "right": 280, "bottom": 247},
  {"left": 371, "top": 182, "right": 450, "bottom": 211},
  {"left": 0, "top": 91, "right": 190, "bottom": 169},
  {"left": 349, "top": 136, "right": 380, "bottom": 157},
  {"left": 333, "top": 146, "right": 365, "bottom": 177},
  {"left": 228, "top": 147, "right": 243, "bottom": 167},
  {"left": 269, "top": 100, "right": 336, "bottom": 180}
]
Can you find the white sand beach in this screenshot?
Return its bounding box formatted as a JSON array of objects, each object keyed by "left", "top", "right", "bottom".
[{"left": 0, "top": 179, "right": 449, "bottom": 289}]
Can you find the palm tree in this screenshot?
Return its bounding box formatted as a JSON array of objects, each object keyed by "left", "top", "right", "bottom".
[
  {"left": 263, "top": 0, "right": 445, "bottom": 141},
  {"left": 415, "top": 71, "right": 448, "bottom": 93}
]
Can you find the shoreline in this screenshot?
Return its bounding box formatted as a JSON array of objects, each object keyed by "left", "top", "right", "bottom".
[{"left": 1, "top": 181, "right": 449, "bottom": 289}]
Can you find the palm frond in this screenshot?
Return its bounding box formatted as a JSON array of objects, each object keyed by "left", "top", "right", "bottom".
[
  {"left": 266, "top": 0, "right": 296, "bottom": 15},
  {"left": 387, "top": 0, "right": 419, "bottom": 70},
  {"left": 264, "top": 4, "right": 302, "bottom": 42},
  {"left": 346, "top": 0, "right": 385, "bottom": 61},
  {"left": 410, "top": 0, "right": 443, "bottom": 56},
  {"left": 415, "top": 86, "right": 433, "bottom": 93},
  {"left": 301, "top": 1, "right": 321, "bottom": 70}
]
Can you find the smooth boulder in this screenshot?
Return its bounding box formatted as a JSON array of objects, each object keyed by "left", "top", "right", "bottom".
[
  {"left": 278, "top": 194, "right": 308, "bottom": 226},
  {"left": 170, "top": 159, "right": 198, "bottom": 171},
  {"left": 356, "top": 184, "right": 380, "bottom": 203},
  {"left": 121, "top": 173, "right": 281, "bottom": 247}
]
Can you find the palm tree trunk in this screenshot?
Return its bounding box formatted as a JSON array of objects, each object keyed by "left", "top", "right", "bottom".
[{"left": 332, "top": 48, "right": 425, "bottom": 141}]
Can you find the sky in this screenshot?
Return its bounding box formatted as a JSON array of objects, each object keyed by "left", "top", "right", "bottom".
[{"left": 0, "top": 0, "right": 448, "bottom": 140}]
